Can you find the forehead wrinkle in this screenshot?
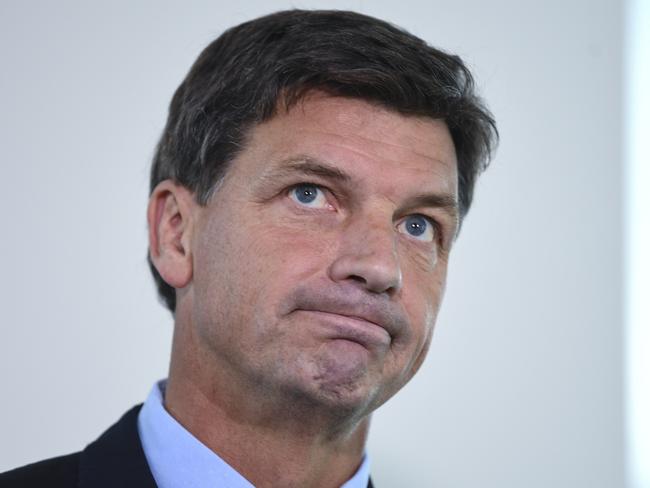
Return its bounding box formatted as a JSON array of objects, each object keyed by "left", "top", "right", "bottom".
[
  {"left": 308, "top": 128, "right": 457, "bottom": 174},
  {"left": 302, "top": 97, "right": 447, "bottom": 146}
]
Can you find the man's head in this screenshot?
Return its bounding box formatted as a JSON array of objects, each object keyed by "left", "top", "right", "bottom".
[
  {"left": 147, "top": 10, "right": 496, "bottom": 422},
  {"left": 149, "top": 9, "right": 497, "bottom": 313}
]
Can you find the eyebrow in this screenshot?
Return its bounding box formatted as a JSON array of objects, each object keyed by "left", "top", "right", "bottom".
[{"left": 260, "top": 156, "right": 353, "bottom": 184}]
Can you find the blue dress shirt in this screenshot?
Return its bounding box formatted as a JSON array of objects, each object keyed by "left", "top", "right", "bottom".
[{"left": 137, "top": 380, "right": 371, "bottom": 488}]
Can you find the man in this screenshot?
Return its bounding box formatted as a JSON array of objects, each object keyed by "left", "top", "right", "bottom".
[{"left": 1, "top": 9, "right": 496, "bottom": 488}]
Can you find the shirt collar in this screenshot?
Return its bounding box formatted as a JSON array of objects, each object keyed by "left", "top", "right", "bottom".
[{"left": 137, "top": 380, "right": 370, "bottom": 488}]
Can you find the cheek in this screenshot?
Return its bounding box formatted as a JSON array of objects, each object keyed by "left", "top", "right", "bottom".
[
  {"left": 247, "top": 216, "right": 335, "bottom": 276},
  {"left": 403, "top": 255, "right": 447, "bottom": 313},
  {"left": 195, "top": 213, "right": 330, "bottom": 322},
  {"left": 398, "top": 262, "right": 448, "bottom": 355}
]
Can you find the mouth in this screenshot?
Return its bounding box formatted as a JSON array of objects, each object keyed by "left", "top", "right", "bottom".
[
  {"left": 295, "top": 309, "right": 392, "bottom": 349},
  {"left": 285, "top": 284, "right": 407, "bottom": 348}
]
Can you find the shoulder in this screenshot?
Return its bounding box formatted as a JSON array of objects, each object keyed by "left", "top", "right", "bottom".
[
  {"left": 0, "top": 404, "right": 148, "bottom": 488},
  {"left": 0, "top": 452, "right": 80, "bottom": 487}
]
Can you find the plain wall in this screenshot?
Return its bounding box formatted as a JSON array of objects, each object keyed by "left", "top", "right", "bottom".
[{"left": 0, "top": 1, "right": 625, "bottom": 486}]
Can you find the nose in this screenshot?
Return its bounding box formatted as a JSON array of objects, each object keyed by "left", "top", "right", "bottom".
[{"left": 327, "top": 216, "right": 403, "bottom": 296}]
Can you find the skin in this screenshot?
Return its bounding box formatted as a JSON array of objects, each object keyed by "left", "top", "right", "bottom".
[{"left": 148, "top": 93, "right": 459, "bottom": 488}]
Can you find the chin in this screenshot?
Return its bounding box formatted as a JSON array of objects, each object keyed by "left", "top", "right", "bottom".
[{"left": 288, "top": 345, "right": 385, "bottom": 417}]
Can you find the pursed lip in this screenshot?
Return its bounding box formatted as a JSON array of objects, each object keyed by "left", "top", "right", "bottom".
[
  {"left": 286, "top": 285, "right": 408, "bottom": 346},
  {"left": 296, "top": 309, "right": 391, "bottom": 349}
]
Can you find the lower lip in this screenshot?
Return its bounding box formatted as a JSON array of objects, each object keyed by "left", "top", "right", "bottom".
[{"left": 297, "top": 310, "right": 391, "bottom": 348}]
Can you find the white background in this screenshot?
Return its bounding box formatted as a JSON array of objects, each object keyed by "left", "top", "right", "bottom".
[{"left": 0, "top": 1, "right": 626, "bottom": 487}]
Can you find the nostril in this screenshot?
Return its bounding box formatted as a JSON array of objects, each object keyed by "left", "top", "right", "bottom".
[
  {"left": 349, "top": 275, "right": 367, "bottom": 285},
  {"left": 345, "top": 266, "right": 402, "bottom": 296}
]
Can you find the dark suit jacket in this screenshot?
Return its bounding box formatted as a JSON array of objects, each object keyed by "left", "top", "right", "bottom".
[
  {"left": 0, "top": 405, "right": 374, "bottom": 487},
  {"left": 0, "top": 405, "right": 156, "bottom": 488}
]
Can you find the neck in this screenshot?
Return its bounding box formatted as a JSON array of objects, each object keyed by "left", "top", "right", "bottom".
[{"left": 164, "top": 320, "right": 370, "bottom": 488}]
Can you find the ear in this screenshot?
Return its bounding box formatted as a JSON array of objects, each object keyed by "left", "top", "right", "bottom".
[{"left": 147, "top": 180, "right": 197, "bottom": 290}]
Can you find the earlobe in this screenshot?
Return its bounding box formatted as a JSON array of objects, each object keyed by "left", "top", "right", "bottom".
[{"left": 147, "top": 180, "right": 196, "bottom": 289}]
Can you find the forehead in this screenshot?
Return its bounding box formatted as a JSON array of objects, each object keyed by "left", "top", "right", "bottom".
[{"left": 232, "top": 94, "right": 458, "bottom": 197}]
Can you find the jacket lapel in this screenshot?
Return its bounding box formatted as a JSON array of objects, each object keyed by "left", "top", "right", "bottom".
[{"left": 78, "top": 405, "right": 157, "bottom": 488}]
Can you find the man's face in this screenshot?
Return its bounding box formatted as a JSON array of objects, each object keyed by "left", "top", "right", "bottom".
[{"left": 188, "top": 93, "right": 458, "bottom": 416}]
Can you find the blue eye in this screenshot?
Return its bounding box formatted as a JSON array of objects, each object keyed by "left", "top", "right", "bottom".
[
  {"left": 290, "top": 184, "right": 329, "bottom": 208},
  {"left": 398, "top": 215, "right": 435, "bottom": 242}
]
